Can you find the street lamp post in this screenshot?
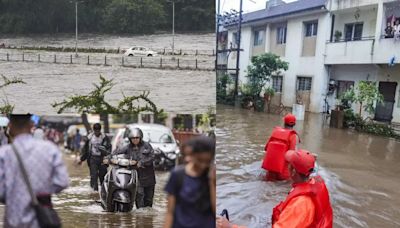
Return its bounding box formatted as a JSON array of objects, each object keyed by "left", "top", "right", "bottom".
[{"left": 75, "top": 0, "right": 78, "bottom": 57}]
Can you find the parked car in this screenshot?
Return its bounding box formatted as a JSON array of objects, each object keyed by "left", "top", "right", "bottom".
[
  {"left": 124, "top": 46, "right": 157, "bottom": 57},
  {"left": 111, "top": 123, "right": 180, "bottom": 170}
]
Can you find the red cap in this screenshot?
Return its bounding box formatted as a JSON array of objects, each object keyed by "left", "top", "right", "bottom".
[
  {"left": 285, "top": 149, "right": 315, "bottom": 176},
  {"left": 284, "top": 114, "right": 296, "bottom": 126}
]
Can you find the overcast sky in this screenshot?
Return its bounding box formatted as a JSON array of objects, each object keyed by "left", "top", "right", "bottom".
[{"left": 217, "top": 0, "right": 296, "bottom": 14}]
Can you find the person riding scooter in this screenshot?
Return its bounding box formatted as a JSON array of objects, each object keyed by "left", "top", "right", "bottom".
[
  {"left": 112, "top": 128, "right": 156, "bottom": 209},
  {"left": 217, "top": 149, "right": 333, "bottom": 228},
  {"left": 262, "top": 114, "right": 299, "bottom": 181}
]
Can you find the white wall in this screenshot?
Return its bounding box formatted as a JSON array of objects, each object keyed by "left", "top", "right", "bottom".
[{"left": 334, "top": 7, "right": 377, "bottom": 38}]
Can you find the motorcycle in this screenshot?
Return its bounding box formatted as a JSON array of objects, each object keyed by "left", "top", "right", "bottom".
[
  {"left": 100, "top": 154, "right": 138, "bottom": 212},
  {"left": 153, "top": 148, "right": 179, "bottom": 171}
]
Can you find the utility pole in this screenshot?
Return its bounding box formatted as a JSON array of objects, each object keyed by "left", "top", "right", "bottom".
[
  {"left": 75, "top": 0, "right": 78, "bottom": 57},
  {"left": 172, "top": 0, "right": 175, "bottom": 55},
  {"left": 215, "top": 0, "right": 220, "bottom": 72},
  {"left": 234, "top": 0, "right": 243, "bottom": 104}
]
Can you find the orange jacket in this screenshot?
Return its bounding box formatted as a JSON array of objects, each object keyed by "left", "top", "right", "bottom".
[{"left": 272, "top": 195, "right": 315, "bottom": 228}]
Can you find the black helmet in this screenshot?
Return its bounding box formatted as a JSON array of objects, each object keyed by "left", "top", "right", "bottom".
[{"left": 128, "top": 128, "right": 143, "bottom": 140}]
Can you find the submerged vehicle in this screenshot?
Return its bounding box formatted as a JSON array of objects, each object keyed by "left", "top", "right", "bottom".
[{"left": 100, "top": 154, "right": 138, "bottom": 212}]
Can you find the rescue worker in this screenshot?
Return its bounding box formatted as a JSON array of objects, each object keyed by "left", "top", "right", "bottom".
[
  {"left": 0, "top": 114, "right": 69, "bottom": 227},
  {"left": 113, "top": 128, "right": 156, "bottom": 209},
  {"left": 262, "top": 113, "right": 298, "bottom": 181},
  {"left": 78, "top": 123, "right": 111, "bottom": 192},
  {"left": 217, "top": 149, "right": 333, "bottom": 228}
]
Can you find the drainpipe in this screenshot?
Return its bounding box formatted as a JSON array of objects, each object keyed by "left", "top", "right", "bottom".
[{"left": 330, "top": 14, "right": 335, "bottom": 42}]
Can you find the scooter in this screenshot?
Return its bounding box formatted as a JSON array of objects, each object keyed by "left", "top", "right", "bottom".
[
  {"left": 153, "top": 148, "right": 178, "bottom": 171},
  {"left": 100, "top": 154, "right": 138, "bottom": 212}
]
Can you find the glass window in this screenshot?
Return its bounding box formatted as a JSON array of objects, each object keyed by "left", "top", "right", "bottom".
[
  {"left": 253, "top": 29, "right": 264, "bottom": 46},
  {"left": 305, "top": 22, "right": 318, "bottom": 37},
  {"left": 344, "top": 23, "right": 363, "bottom": 41},
  {"left": 277, "top": 27, "right": 287, "bottom": 44},
  {"left": 297, "top": 77, "right": 312, "bottom": 91},
  {"left": 337, "top": 80, "right": 355, "bottom": 98},
  {"left": 142, "top": 129, "right": 175, "bottom": 143},
  {"left": 272, "top": 76, "right": 283, "bottom": 92}
]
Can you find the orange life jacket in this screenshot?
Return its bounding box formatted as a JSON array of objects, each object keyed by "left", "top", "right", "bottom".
[
  {"left": 272, "top": 176, "right": 333, "bottom": 228},
  {"left": 262, "top": 127, "right": 296, "bottom": 174}
]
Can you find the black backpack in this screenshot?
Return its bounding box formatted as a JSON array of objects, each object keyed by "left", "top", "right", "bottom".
[{"left": 175, "top": 165, "right": 212, "bottom": 215}]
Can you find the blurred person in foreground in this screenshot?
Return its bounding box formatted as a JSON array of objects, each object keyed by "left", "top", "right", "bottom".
[
  {"left": 217, "top": 149, "right": 333, "bottom": 228},
  {"left": 0, "top": 114, "right": 69, "bottom": 227},
  {"left": 164, "top": 136, "right": 216, "bottom": 228}
]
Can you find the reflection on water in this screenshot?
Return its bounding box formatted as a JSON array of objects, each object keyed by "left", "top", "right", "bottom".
[{"left": 216, "top": 105, "right": 400, "bottom": 228}]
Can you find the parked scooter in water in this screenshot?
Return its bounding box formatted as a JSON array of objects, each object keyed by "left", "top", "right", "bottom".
[
  {"left": 153, "top": 148, "right": 178, "bottom": 171},
  {"left": 100, "top": 154, "right": 138, "bottom": 212}
]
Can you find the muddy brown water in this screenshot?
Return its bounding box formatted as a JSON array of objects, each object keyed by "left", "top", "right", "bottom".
[
  {"left": 216, "top": 105, "right": 400, "bottom": 228},
  {"left": 1, "top": 152, "right": 169, "bottom": 227}
]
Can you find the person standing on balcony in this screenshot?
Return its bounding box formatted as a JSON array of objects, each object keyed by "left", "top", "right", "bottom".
[{"left": 394, "top": 19, "right": 400, "bottom": 41}]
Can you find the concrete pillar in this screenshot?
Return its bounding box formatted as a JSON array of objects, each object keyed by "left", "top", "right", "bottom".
[
  {"left": 375, "top": 1, "right": 384, "bottom": 42},
  {"left": 265, "top": 24, "right": 271, "bottom": 53},
  {"left": 192, "top": 114, "right": 197, "bottom": 131},
  {"left": 165, "top": 113, "right": 177, "bottom": 129}
]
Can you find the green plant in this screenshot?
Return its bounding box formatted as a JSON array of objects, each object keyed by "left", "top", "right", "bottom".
[
  {"left": 334, "top": 30, "right": 342, "bottom": 41},
  {"left": 355, "top": 81, "right": 383, "bottom": 116},
  {"left": 217, "top": 73, "right": 234, "bottom": 105},
  {"left": 0, "top": 75, "right": 26, "bottom": 114}
]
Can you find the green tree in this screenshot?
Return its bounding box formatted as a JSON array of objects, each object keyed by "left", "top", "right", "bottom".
[
  {"left": 0, "top": 75, "right": 26, "bottom": 114},
  {"left": 355, "top": 81, "right": 383, "bottom": 116},
  {"left": 242, "top": 53, "right": 288, "bottom": 111},
  {"left": 52, "top": 75, "right": 165, "bottom": 132}
]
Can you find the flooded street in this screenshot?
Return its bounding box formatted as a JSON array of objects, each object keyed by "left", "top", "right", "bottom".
[
  {"left": 1, "top": 152, "right": 169, "bottom": 227},
  {"left": 216, "top": 105, "right": 400, "bottom": 228},
  {"left": 0, "top": 61, "right": 215, "bottom": 114}
]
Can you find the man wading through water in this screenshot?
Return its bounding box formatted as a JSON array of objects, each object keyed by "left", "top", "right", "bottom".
[
  {"left": 112, "top": 128, "right": 156, "bottom": 208},
  {"left": 0, "top": 114, "right": 69, "bottom": 227},
  {"left": 78, "top": 123, "right": 111, "bottom": 192}
]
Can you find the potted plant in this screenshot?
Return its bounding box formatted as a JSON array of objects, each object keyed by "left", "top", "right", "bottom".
[
  {"left": 263, "top": 87, "right": 275, "bottom": 113},
  {"left": 334, "top": 30, "right": 342, "bottom": 42}
]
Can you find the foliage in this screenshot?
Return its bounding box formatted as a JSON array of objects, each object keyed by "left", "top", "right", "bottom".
[
  {"left": 0, "top": 0, "right": 214, "bottom": 34},
  {"left": 0, "top": 75, "right": 26, "bottom": 114},
  {"left": 112, "top": 114, "right": 138, "bottom": 124},
  {"left": 241, "top": 53, "right": 288, "bottom": 111},
  {"left": 263, "top": 87, "right": 275, "bottom": 97},
  {"left": 334, "top": 30, "right": 342, "bottom": 41},
  {"left": 52, "top": 75, "right": 166, "bottom": 120},
  {"left": 246, "top": 53, "right": 288, "bottom": 99},
  {"left": 355, "top": 81, "right": 383, "bottom": 116},
  {"left": 216, "top": 73, "right": 234, "bottom": 105}
]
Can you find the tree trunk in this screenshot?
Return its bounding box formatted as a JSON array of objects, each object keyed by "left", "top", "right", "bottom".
[
  {"left": 359, "top": 102, "right": 362, "bottom": 116},
  {"left": 81, "top": 113, "right": 91, "bottom": 132},
  {"left": 100, "top": 113, "right": 110, "bottom": 133}
]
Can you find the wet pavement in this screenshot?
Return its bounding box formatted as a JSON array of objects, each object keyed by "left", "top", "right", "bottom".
[
  {"left": 0, "top": 152, "right": 170, "bottom": 228},
  {"left": 216, "top": 105, "right": 400, "bottom": 228}
]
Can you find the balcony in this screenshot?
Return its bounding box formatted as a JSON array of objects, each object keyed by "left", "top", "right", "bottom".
[{"left": 324, "top": 36, "right": 400, "bottom": 64}]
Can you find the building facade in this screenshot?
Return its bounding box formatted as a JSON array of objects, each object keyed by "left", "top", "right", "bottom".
[{"left": 224, "top": 0, "right": 400, "bottom": 123}]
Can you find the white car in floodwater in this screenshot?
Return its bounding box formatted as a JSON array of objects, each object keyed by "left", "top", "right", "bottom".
[{"left": 124, "top": 46, "right": 158, "bottom": 57}]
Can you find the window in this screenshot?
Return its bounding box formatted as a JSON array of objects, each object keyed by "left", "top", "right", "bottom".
[
  {"left": 232, "top": 32, "right": 238, "bottom": 46},
  {"left": 277, "top": 27, "right": 287, "bottom": 44},
  {"left": 297, "top": 77, "right": 312, "bottom": 91},
  {"left": 337, "top": 80, "right": 354, "bottom": 98},
  {"left": 272, "top": 76, "right": 283, "bottom": 92},
  {"left": 253, "top": 29, "right": 264, "bottom": 46},
  {"left": 345, "top": 23, "right": 363, "bottom": 41},
  {"left": 305, "top": 22, "right": 318, "bottom": 37}
]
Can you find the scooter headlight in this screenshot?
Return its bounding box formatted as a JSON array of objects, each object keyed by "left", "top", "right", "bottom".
[{"left": 118, "top": 159, "right": 130, "bottom": 167}]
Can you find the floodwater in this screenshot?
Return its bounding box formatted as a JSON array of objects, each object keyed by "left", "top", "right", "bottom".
[
  {"left": 0, "top": 152, "right": 170, "bottom": 227},
  {"left": 0, "top": 33, "right": 214, "bottom": 51},
  {"left": 0, "top": 61, "right": 215, "bottom": 114},
  {"left": 216, "top": 105, "right": 400, "bottom": 228},
  {"left": 0, "top": 33, "right": 215, "bottom": 114}
]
